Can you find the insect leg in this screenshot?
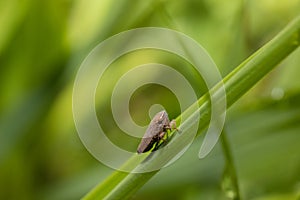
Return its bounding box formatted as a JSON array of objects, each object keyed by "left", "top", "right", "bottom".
[
  {"left": 164, "top": 120, "right": 180, "bottom": 133},
  {"left": 153, "top": 131, "right": 168, "bottom": 151},
  {"left": 152, "top": 139, "right": 161, "bottom": 151}
]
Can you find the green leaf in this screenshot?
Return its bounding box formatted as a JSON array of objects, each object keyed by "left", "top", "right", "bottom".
[{"left": 83, "top": 15, "right": 300, "bottom": 200}]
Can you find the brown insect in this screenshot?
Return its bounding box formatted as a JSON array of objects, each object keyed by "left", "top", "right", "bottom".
[{"left": 137, "top": 110, "right": 177, "bottom": 154}]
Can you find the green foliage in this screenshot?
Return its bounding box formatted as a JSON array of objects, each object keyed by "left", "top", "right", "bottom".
[
  {"left": 83, "top": 15, "right": 300, "bottom": 200},
  {"left": 0, "top": 1, "right": 300, "bottom": 200}
]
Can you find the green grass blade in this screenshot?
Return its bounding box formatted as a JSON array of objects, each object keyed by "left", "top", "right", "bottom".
[{"left": 83, "top": 15, "right": 300, "bottom": 200}]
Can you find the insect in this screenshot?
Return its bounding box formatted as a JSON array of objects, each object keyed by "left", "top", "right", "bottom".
[{"left": 137, "top": 110, "right": 177, "bottom": 154}]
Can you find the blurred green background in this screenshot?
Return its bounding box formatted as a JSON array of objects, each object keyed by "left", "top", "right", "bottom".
[{"left": 1, "top": 0, "right": 300, "bottom": 199}]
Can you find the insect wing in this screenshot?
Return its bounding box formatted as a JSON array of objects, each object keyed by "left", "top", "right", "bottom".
[
  {"left": 137, "top": 119, "right": 161, "bottom": 153},
  {"left": 137, "top": 137, "right": 154, "bottom": 153},
  {"left": 137, "top": 110, "right": 171, "bottom": 153}
]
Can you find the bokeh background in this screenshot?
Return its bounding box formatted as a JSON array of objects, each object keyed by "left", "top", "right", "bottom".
[{"left": 1, "top": 0, "right": 300, "bottom": 199}]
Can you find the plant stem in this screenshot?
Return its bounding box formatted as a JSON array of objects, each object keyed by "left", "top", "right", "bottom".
[
  {"left": 83, "top": 15, "right": 300, "bottom": 200},
  {"left": 221, "top": 129, "right": 240, "bottom": 200}
]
